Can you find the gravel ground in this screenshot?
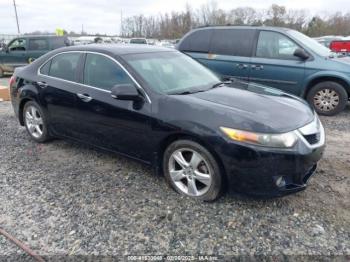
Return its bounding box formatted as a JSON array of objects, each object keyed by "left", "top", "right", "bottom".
[{"left": 0, "top": 100, "right": 349, "bottom": 260}]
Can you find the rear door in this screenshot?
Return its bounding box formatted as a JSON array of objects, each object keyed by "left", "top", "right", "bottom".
[
  {"left": 249, "top": 30, "right": 305, "bottom": 95},
  {"left": 205, "top": 29, "right": 255, "bottom": 81},
  {"left": 37, "top": 52, "right": 83, "bottom": 137},
  {"left": 27, "top": 38, "right": 50, "bottom": 62}
]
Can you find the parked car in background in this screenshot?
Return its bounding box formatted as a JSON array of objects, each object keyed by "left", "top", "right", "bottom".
[
  {"left": 9, "top": 44, "right": 325, "bottom": 201},
  {"left": 129, "top": 38, "right": 148, "bottom": 44},
  {"left": 330, "top": 40, "right": 350, "bottom": 55},
  {"left": 177, "top": 26, "right": 350, "bottom": 116},
  {"left": 0, "top": 35, "right": 70, "bottom": 77},
  {"left": 314, "top": 35, "right": 344, "bottom": 48}
]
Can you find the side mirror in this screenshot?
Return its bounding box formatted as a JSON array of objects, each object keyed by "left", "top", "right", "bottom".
[
  {"left": 111, "top": 84, "right": 142, "bottom": 101},
  {"left": 294, "top": 48, "right": 309, "bottom": 60}
]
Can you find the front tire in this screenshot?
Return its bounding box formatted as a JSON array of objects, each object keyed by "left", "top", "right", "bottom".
[
  {"left": 23, "top": 101, "right": 51, "bottom": 143},
  {"left": 307, "top": 81, "right": 348, "bottom": 116},
  {"left": 163, "top": 140, "right": 222, "bottom": 201}
]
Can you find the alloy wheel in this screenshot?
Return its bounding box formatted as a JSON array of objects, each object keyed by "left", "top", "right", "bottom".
[
  {"left": 168, "top": 148, "right": 212, "bottom": 197},
  {"left": 313, "top": 88, "right": 339, "bottom": 112},
  {"left": 24, "top": 105, "right": 44, "bottom": 139}
]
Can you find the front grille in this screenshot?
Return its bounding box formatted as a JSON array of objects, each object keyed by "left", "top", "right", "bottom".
[{"left": 303, "top": 133, "right": 320, "bottom": 145}]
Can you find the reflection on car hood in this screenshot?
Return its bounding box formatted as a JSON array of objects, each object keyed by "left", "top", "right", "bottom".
[{"left": 186, "top": 83, "right": 314, "bottom": 133}]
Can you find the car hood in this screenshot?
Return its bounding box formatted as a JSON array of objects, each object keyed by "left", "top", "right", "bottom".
[{"left": 171, "top": 83, "right": 315, "bottom": 134}]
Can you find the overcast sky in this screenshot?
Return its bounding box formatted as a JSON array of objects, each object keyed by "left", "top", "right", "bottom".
[{"left": 0, "top": 0, "right": 349, "bottom": 35}]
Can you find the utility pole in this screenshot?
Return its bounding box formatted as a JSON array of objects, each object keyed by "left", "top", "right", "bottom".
[
  {"left": 120, "top": 9, "right": 123, "bottom": 37},
  {"left": 13, "top": 0, "right": 20, "bottom": 34}
]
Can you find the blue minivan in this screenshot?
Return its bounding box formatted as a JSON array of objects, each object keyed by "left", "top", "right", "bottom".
[{"left": 177, "top": 26, "right": 350, "bottom": 116}]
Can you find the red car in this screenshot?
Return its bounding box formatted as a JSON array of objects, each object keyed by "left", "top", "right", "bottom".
[{"left": 330, "top": 40, "right": 350, "bottom": 54}]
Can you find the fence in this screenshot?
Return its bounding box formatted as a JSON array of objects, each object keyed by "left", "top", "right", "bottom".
[{"left": 0, "top": 34, "right": 18, "bottom": 44}]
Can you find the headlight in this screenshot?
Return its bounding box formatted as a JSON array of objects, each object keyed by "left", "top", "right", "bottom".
[{"left": 220, "top": 127, "right": 298, "bottom": 148}]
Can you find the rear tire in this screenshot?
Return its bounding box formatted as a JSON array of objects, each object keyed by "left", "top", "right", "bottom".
[
  {"left": 307, "top": 81, "right": 348, "bottom": 116},
  {"left": 163, "top": 140, "right": 222, "bottom": 201},
  {"left": 23, "top": 101, "right": 51, "bottom": 143}
]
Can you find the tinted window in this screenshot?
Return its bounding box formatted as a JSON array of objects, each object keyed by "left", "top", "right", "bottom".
[
  {"left": 83, "top": 53, "right": 133, "bottom": 90},
  {"left": 209, "top": 29, "right": 255, "bottom": 57},
  {"left": 178, "top": 29, "right": 212, "bottom": 52},
  {"left": 8, "top": 38, "right": 26, "bottom": 51},
  {"left": 256, "top": 31, "right": 299, "bottom": 60},
  {"left": 28, "top": 39, "right": 49, "bottom": 50},
  {"left": 49, "top": 53, "right": 81, "bottom": 82},
  {"left": 50, "top": 37, "right": 69, "bottom": 49},
  {"left": 40, "top": 60, "right": 51, "bottom": 75}
]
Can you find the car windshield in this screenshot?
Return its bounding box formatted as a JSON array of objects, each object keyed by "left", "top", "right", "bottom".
[
  {"left": 287, "top": 30, "right": 332, "bottom": 57},
  {"left": 124, "top": 51, "right": 220, "bottom": 95}
]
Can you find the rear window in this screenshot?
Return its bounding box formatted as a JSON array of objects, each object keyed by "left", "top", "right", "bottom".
[
  {"left": 50, "top": 37, "right": 69, "bottom": 49},
  {"left": 28, "top": 39, "right": 49, "bottom": 50},
  {"left": 178, "top": 29, "right": 213, "bottom": 53},
  {"left": 49, "top": 52, "right": 81, "bottom": 82},
  {"left": 209, "top": 29, "right": 256, "bottom": 57}
]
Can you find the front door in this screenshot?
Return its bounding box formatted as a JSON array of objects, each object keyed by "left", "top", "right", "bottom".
[
  {"left": 0, "top": 38, "right": 27, "bottom": 70},
  {"left": 249, "top": 30, "right": 305, "bottom": 95},
  {"left": 74, "top": 53, "right": 153, "bottom": 162}
]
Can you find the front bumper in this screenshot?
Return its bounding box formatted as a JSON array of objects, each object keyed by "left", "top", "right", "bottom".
[{"left": 217, "top": 116, "right": 325, "bottom": 197}]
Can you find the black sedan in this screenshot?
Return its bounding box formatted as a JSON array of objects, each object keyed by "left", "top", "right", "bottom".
[{"left": 9, "top": 45, "right": 325, "bottom": 201}]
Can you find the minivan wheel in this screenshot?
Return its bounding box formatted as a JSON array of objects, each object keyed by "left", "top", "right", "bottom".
[
  {"left": 163, "top": 140, "right": 222, "bottom": 201},
  {"left": 307, "top": 81, "right": 348, "bottom": 116},
  {"left": 23, "top": 101, "right": 51, "bottom": 142}
]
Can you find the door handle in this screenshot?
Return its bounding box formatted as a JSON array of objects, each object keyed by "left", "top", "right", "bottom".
[
  {"left": 36, "top": 81, "right": 48, "bottom": 88},
  {"left": 77, "top": 93, "right": 93, "bottom": 102},
  {"left": 236, "top": 63, "right": 248, "bottom": 69},
  {"left": 251, "top": 65, "right": 264, "bottom": 70}
]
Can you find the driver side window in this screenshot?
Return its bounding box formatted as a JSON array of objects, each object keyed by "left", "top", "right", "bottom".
[
  {"left": 256, "top": 31, "right": 299, "bottom": 60},
  {"left": 8, "top": 38, "right": 26, "bottom": 51}
]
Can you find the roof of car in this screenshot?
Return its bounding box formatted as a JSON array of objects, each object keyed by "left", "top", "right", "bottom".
[
  {"left": 194, "top": 25, "right": 292, "bottom": 32},
  {"left": 54, "top": 44, "right": 174, "bottom": 55}
]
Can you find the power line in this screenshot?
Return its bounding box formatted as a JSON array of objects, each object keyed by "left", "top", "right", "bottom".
[{"left": 13, "top": 0, "right": 20, "bottom": 34}]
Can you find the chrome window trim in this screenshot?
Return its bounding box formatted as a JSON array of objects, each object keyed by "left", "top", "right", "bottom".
[{"left": 37, "top": 50, "right": 152, "bottom": 103}]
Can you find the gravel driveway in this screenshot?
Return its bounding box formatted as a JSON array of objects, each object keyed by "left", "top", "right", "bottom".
[{"left": 0, "top": 101, "right": 349, "bottom": 260}]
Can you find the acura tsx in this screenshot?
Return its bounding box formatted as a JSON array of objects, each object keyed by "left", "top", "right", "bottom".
[{"left": 9, "top": 44, "right": 325, "bottom": 201}]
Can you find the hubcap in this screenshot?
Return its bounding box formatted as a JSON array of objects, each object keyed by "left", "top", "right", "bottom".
[
  {"left": 314, "top": 89, "right": 339, "bottom": 112},
  {"left": 168, "top": 148, "right": 212, "bottom": 197},
  {"left": 24, "top": 106, "right": 44, "bottom": 138}
]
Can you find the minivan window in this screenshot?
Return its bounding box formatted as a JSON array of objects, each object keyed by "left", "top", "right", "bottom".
[
  {"left": 210, "top": 29, "right": 255, "bottom": 57},
  {"left": 178, "top": 29, "right": 212, "bottom": 53},
  {"left": 256, "top": 31, "right": 299, "bottom": 60},
  {"left": 8, "top": 38, "right": 26, "bottom": 51},
  {"left": 83, "top": 53, "right": 133, "bottom": 90},
  {"left": 28, "top": 39, "right": 49, "bottom": 50},
  {"left": 49, "top": 53, "right": 81, "bottom": 82},
  {"left": 287, "top": 30, "right": 331, "bottom": 57}
]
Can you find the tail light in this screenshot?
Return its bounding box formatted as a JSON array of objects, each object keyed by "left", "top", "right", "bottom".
[{"left": 9, "top": 75, "right": 16, "bottom": 87}]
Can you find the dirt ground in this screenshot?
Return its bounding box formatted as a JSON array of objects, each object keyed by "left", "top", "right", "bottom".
[{"left": 0, "top": 100, "right": 349, "bottom": 259}]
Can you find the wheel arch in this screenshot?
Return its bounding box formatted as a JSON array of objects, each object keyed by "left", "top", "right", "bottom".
[
  {"left": 303, "top": 75, "right": 350, "bottom": 98},
  {"left": 18, "top": 98, "right": 33, "bottom": 125},
  {"left": 156, "top": 133, "right": 229, "bottom": 190}
]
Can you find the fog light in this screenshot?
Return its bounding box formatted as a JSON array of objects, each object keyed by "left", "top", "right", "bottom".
[{"left": 275, "top": 176, "right": 286, "bottom": 188}]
